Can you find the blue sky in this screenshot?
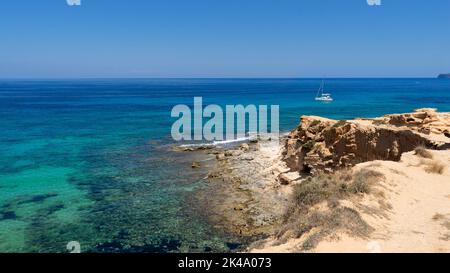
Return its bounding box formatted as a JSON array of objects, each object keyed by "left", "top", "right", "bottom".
[{"left": 0, "top": 0, "right": 449, "bottom": 78}]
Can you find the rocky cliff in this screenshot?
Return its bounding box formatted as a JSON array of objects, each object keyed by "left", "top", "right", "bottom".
[{"left": 284, "top": 108, "right": 450, "bottom": 174}]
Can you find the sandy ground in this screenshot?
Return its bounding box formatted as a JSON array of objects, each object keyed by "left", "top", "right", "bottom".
[{"left": 250, "top": 150, "right": 450, "bottom": 253}]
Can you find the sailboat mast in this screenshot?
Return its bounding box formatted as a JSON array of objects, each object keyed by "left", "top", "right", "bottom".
[
  {"left": 320, "top": 80, "right": 324, "bottom": 96},
  {"left": 316, "top": 80, "right": 324, "bottom": 98}
]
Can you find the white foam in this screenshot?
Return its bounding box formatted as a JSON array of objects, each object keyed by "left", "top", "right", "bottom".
[
  {"left": 212, "top": 136, "right": 250, "bottom": 146},
  {"left": 178, "top": 136, "right": 251, "bottom": 149},
  {"left": 179, "top": 143, "right": 215, "bottom": 148},
  {"left": 178, "top": 132, "right": 284, "bottom": 149}
]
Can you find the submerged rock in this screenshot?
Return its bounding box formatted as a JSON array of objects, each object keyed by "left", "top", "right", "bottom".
[{"left": 0, "top": 211, "right": 17, "bottom": 221}]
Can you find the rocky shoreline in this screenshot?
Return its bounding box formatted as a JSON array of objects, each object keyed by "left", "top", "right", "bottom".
[
  {"left": 177, "top": 108, "right": 450, "bottom": 252},
  {"left": 179, "top": 139, "right": 290, "bottom": 240}
]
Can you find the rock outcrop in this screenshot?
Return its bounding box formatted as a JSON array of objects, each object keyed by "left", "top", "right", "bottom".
[
  {"left": 284, "top": 109, "right": 450, "bottom": 174},
  {"left": 438, "top": 73, "right": 450, "bottom": 79}
]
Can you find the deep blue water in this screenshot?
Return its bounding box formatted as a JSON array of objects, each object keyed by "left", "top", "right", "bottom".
[{"left": 0, "top": 78, "right": 449, "bottom": 252}]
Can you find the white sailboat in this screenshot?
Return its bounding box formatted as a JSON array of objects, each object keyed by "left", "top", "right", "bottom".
[{"left": 315, "top": 80, "right": 333, "bottom": 102}]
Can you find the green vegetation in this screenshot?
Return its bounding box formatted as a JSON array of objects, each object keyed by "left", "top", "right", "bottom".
[
  {"left": 302, "top": 140, "right": 316, "bottom": 151},
  {"left": 309, "top": 120, "right": 321, "bottom": 128},
  {"left": 332, "top": 120, "right": 348, "bottom": 128}
]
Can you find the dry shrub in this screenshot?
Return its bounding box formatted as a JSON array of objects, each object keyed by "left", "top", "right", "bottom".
[
  {"left": 432, "top": 213, "right": 445, "bottom": 221},
  {"left": 349, "top": 169, "right": 385, "bottom": 194},
  {"left": 300, "top": 207, "right": 373, "bottom": 250},
  {"left": 424, "top": 160, "right": 446, "bottom": 174},
  {"left": 443, "top": 221, "right": 450, "bottom": 230},
  {"left": 278, "top": 168, "right": 384, "bottom": 250},
  {"left": 414, "top": 146, "right": 433, "bottom": 159}
]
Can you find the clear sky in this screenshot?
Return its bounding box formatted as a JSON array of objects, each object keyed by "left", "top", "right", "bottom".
[{"left": 1, "top": 0, "right": 449, "bottom": 78}]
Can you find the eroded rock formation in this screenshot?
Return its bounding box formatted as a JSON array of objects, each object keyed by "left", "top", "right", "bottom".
[{"left": 284, "top": 108, "right": 450, "bottom": 174}]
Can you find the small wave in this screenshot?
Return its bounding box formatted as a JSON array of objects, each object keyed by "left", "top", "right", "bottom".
[
  {"left": 178, "top": 136, "right": 253, "bottom": 150},
  {"left": 212, "top": 136, "right": 251, "bottom": 146},
  {"left": 178, "top": 133, "right": 283, "bottom": 150},
  {"left": 179, "top": 143, "right": 215, "bottom": 149}
]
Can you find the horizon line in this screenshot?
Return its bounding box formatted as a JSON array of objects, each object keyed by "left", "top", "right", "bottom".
[{"left": 0, "top": 76, "right": 445, "bottom": 80}]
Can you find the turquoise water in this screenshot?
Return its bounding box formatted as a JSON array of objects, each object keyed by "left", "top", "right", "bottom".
[{"left": 1, "top": 78, "right": 450, "bottom": 252}]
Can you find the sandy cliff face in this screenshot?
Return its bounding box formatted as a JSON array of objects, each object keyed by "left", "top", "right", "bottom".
[{"left": 284, "top": 108, "right": 450, "bottom": 174}]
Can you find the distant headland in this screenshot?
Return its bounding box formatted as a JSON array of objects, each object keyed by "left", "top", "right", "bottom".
[{"left": 438, "top": 73, "right": 450, "bottom": 78}]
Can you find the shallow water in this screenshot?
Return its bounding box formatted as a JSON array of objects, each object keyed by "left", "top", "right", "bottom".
[{"left": 0, "top": 78, "right": 449, "bottom": 252}]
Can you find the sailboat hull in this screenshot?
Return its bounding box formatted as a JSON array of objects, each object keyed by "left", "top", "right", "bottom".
[
  {"left": 315, "top": 80, "right": 333, "bottom": 102},
  {"left": 315, "top": 97, "right": 333, "bottom": 102}
]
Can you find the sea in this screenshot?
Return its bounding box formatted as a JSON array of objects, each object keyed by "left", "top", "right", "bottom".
[{"left": 1, "top": 78, "right": 449, "bottom": 252}]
